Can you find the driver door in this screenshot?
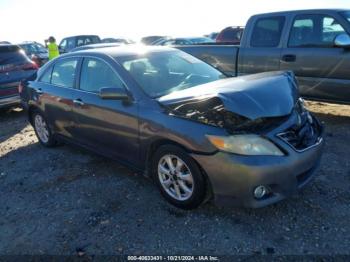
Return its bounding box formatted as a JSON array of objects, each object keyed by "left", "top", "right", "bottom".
[
  {"left": 71, "top": 57, "right": 139, "bottom": 165},
  {"left": 280, "top": 13, "right": 350, "bottom": 103}
]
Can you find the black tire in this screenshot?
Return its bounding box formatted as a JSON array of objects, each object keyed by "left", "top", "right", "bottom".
[
  {"left": 151, "top": 145, "right": 206, "bottom": 210},
  {"left": 31, "top": 110, "right": 57, "bottom": 147}
]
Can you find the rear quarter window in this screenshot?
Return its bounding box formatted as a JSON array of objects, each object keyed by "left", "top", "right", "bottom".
[
  {"left": 39, "top": 65, "right": 53, "bottom": 83},
  {"left": 250, "top": 16, "right": 285, "bottom": 47},
  {"left": 51, "top": 59, "right": 78, "bottom": 88}
]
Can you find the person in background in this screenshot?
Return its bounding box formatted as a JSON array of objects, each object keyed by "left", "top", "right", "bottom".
[{"left": 45, "top": 36, "right": 59, "bottom": 60}]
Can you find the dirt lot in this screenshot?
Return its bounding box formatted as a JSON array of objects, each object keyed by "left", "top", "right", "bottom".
[{"left": 0, "top": 101, "right": 349, "bottom": 256}]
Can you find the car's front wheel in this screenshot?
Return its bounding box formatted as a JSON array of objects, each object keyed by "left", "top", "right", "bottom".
[
  {"left": 32, "top": 111, "right": 56, "bottom": 147},
  {"left": 152, "top": 145, "right": 207, "bottom": 209}
]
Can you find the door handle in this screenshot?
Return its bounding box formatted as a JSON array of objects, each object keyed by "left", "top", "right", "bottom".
[
  {"left": 73, "top": 98, "right": 84, "bottom": 106},
  {"left": 282, "top": 54, "right": 296, "bottom": 62}
]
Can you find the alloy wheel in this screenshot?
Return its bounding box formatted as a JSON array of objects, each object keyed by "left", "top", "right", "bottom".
[
  {"left": 158, "top": 154, "right": 194, "bottom": 201},
  {"left": 34, "top": 114, "right": 49, "bottom": 143}
]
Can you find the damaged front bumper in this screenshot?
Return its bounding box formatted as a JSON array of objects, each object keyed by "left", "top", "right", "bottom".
[{"left": 190, "top": 113, "right": 324, "bottom": 208}]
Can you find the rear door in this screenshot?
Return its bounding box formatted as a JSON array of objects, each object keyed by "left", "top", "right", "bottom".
[
  {"left": 238, "top": 15, "right": 286, "bottom": 75},
  {"left": 71, "top": 56, "right": 139, "bottom": 165},
  {"left": 33, "top": 57, "right": 80, "bottom": 137},
  {"left": 280, "top": 13, "right": 350, "bottom": 103}
]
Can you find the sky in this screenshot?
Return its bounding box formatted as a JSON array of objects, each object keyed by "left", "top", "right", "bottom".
[{"left": 0, "top": 0, "right": 349, "bottom": 44}]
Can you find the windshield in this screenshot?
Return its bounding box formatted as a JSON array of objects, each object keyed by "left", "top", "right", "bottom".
[
  {"left": 20, "top": 43, "right": 47, "bottom": 54},
  {"left": 341, "top": 11, "right": 350, "bottom": 23},
  {"left": 116, "top": 51, "right": 225, "bottom": 98}
]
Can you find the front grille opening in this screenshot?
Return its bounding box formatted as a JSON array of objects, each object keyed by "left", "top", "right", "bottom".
[{"left": 278, "top": 112, "right": 322, "bottom": 151}]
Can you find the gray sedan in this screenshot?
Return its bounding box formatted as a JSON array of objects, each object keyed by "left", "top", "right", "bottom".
[{"left": 20, "top": 46, "right": 324, "bottom": 209}]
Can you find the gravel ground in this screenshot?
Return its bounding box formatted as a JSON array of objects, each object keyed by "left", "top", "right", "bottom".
[{"left": 0, "top": 101, "right": 349, "bottom": 256}]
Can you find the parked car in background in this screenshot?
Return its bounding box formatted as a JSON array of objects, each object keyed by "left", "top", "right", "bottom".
[
  {"left": 58, "top": 35, "right": 101, "bottom": 53},
  {"left": 19, "top": 41, "right": 49, "bottom": 67},
  {"left": 205, "top": 32, "right": 219, "bottom": 40},
  {"left": 216, "top": 26, "right": 244, "bottom": 44},
  {"left": 0, "top": 45, "right": 37, "bottom": 109},
  {"left": 102, "top": 38, "right": 134, "bottom": 44},
  {"left": 70, "top": 43, "right": 121, "bottom": 52},
  {"left": 178, "top": 9, "right": 350, "bottom": 104},
  {"left": 141, "top": 36, "right": 167, "bottom": 45},
  {"left": 153, "top": 37, "right": 214, "bottom": 46},
  {"left": 20, "top": 46, "right": 323, "bottom": 209}
]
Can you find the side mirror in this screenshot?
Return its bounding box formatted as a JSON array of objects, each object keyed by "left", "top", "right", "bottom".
[
  {"left": 59, "top": 47, "right": 66, "bottom": 54},
  {"left": 334, "top": 33, "right": 350, "bottom": 48},
  {"left": 99, "top": 87, "right": 129, "bottom": 100}
]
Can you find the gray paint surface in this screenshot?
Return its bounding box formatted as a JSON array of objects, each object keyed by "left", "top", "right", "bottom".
[{"left": 21, "top": 46, "right": 324, "bottom": 207}]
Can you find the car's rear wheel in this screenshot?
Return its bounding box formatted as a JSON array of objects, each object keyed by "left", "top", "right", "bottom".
[
  {"left": 32, "top": 111, "right": 56, "bottom": 147},
  {"left": 152, "top": 145, "right": 206, "bottom": 209}
]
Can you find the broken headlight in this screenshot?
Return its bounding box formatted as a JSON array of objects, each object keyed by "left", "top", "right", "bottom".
[{"left": 206, "top": 134, "right": 284, "bottom": 156}]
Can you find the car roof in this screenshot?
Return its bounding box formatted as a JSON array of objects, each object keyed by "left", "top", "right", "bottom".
[
  {"left": 19, "top": 41, "right": 38, "bottom": 44},
  {"left": 70, "top": 43, "right": 121, "bottom": 52},
  {"left": 63, "top": 35, "right": 100, "bottom": 39},
  {"left": 66, "top": 45, "right": 177, "bottom": 57},
  {"left": 0, "top": 44, "right": 20, "bottom": 48},
  {"left": 0, "top": 44, "right": 21, "bottom": 52},
  {"left": 254, "top": 9, "right": 350, "bottom": 17}
]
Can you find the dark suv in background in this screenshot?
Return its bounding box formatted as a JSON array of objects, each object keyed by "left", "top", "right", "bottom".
[
  {"left": 0, "top": 45, "right": 37, "bottom": 109},
  {"left": 216, "top": 26, "right": 244, "bottom": 44},
  {"left": 58, "top": 35, "right": 101, "bottom": 53}
]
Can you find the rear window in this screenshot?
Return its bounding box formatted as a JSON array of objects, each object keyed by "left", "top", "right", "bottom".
[
  {"left": 76, "top": 36, "right": 100, "bottom": 47},
  {"left": 250, "top": 16, "right": 285, "bottom": 47},
  {"left": 0, "top": 45, "right": 29, "bottom": 65}
]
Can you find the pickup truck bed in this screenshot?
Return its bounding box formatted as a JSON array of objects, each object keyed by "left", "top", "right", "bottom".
[{"left": 179, "top": 45, "right": 239, "bottom": 77}]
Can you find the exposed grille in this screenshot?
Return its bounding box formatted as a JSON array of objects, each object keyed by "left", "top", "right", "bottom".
[{"left": 278, "top": 111, "right": 322, "bottom": 152}]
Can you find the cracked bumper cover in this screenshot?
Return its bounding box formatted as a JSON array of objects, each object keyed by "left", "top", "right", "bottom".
[{"left": 190, "top": 116, "right": 324, "bottom": 208}]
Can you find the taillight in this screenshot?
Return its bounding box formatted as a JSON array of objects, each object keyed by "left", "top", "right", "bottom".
[
  {"left": 21, "top": 62, "right": 38, "bottom": 70},
  {"left": 18, "top": 82, "right": 23, "bottom": 94}
]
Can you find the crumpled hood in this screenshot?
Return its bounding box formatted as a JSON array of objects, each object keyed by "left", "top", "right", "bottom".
[{"left": 157, "top": 71, "right": 299, "bottom": 120}]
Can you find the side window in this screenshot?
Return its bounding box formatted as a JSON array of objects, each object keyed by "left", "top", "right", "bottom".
[
  {"left": 163, "top": 40, "right": 175, "bottom": 46},
  {"left": 289, "top": 14, "right": 346, "bottom": 47},
  {"left": 51, "top": 59, "right": 78, "bottom": 88},
  {"left": 39, "top": 65, "right": 53, "bottom": 83},
  {"left": 177, "top": 39, "right": 191, "bottom": 45},
  {"left": 77, "top": 38, "right": 84, "bottom": 47},
  {"left": 67, "top": 38, "right": 75, "bottom": 50},
  {"left": 250, "top": 16, "right": 285, "bottom": 47},
  {"left": 322, "top": 17, "right": 346, "bottom": 43},
  {"left": 59, "top": 39, "right": 67, "bottom": 50},
  {"left": 80, "top": 58, "right": 124, "bottom": 93},
  {"left": 85, "top": 38, "right": 92, "bottom": 45}
]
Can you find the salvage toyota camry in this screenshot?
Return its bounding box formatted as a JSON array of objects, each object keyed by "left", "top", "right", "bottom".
[{"left": 20, "top": 46, "right": 324, "bottom": 209}]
